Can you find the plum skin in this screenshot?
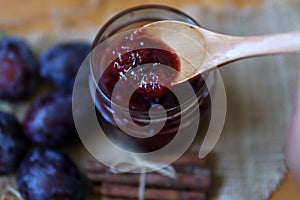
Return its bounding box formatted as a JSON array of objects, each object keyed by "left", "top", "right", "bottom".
[
  {"left": 22, "top": 91, "right": 77, "bottom": 148},
  {"left": 16, "top": 148, "right": 86, "bottom": 200},
  {"left": 0, "top": 36, "right": 38, "bottom": 100},
  {"left": 0, "top": 111, "right": 29, "bottom": 174},
  {"left": 39, "top": 42, "right": 91, "bottom": 90}
]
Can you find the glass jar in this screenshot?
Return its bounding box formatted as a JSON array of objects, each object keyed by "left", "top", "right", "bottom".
[{"left": 90, "top": 5, "right": 214, "bottom": 153}]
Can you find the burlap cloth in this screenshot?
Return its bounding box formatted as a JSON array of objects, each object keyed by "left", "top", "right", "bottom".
[{"left": 1, "top": 0, "right": 300, "bottom": 199}]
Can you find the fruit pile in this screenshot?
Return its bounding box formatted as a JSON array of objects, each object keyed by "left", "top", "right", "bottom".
[{"left": 0, "top": 36, "right": 90, "bottom": 200}]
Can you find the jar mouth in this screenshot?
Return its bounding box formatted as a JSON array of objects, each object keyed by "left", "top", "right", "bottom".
[{"left": 92, "top": 4, "right": 201, "bottom": 48}]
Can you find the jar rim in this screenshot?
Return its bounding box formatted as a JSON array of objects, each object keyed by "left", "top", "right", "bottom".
[{"left": 92, "top": 4, "right": 201, "bottom": 48}]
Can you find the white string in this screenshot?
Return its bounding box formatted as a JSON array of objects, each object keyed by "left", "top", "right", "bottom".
[
  {"left": 138, "top": 169, "right": 146, "bottom": 200},
  {"left": 108, "top": 155, "right": 178, "bottom": 199}
]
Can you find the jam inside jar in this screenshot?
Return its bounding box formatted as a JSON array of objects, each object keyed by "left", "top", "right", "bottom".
[{"left": 91, "top": 5, "right": 213, "bottom": 153}]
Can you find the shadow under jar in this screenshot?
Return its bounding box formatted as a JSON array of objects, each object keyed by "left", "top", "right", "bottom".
[{"left": 90, "top": 5, "right": 214, "bottom": 153}]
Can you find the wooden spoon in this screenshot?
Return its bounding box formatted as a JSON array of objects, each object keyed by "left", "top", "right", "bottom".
[{"left": 143, "top": 20, "right": 300, "bottom": 84}]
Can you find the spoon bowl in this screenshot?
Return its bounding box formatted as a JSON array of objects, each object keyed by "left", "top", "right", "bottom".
[{"left": 143, "top": 20, "right": 300, "bottom": 84}]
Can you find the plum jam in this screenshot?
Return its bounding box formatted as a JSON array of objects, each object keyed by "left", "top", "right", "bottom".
[
  {"left": 99, "top": 29, "right": 181, "bottom": 107},
  {"left": 91, "top": 5, "right": 213, "bottom": 152}
]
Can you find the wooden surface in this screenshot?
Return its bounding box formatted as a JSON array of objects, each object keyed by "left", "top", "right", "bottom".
[{"left": 0, "top": 0, "right": 300, "bottom": 199}]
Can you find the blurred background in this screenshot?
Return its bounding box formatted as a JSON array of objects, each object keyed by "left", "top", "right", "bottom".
[
  {"left": 0, "top": 0, "right": 263, "bottom": 34},
  {"left": 0, "top": 0, "right": 299, "bottom": 199}
]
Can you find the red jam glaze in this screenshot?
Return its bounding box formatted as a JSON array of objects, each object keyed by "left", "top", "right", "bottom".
[{"left": 98, "top": 29, "right": 182, "bottom": 109}]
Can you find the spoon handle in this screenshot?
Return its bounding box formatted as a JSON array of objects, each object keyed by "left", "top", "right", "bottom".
[{"left": 221, "top": 31, "right": 300, "bottom": 62}]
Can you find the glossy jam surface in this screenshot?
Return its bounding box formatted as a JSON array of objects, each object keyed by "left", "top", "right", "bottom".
[
  {"left": 99, "top": 29, "right": 180, "bottom": 105},
  {"left": 95, "top": 29, "right": 211, "bottom": 152}
]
